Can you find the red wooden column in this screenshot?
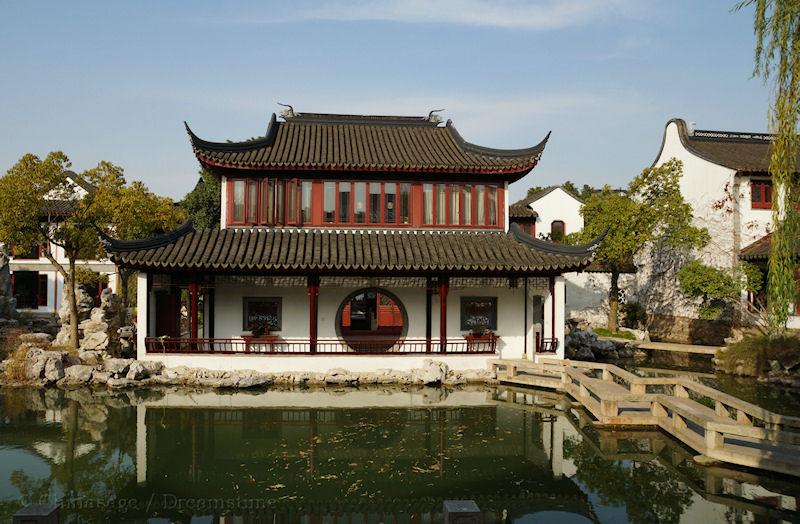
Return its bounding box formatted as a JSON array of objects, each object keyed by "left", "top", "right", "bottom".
[
  {"left": 523, "top": 277, "right": 528, "bottom": 358},
  {"left": 425, "top": 277, "right": 433, "bottom": 353},
  {"left": 308, "top": 275, "right": 320, "bottom": 353},
  {"left": 438, "top": 276, "right": 449, "bottom": 353},
  {"left": 548, "top": 275, "right": 556, "bottom": 345}
]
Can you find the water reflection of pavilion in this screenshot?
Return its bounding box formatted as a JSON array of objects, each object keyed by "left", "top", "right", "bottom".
[
  {"left": 134, "top": 389, "right": 596, "bottom": 523},
  {"left": 3, "top": 387, "right": 799, "bottom": 522}
]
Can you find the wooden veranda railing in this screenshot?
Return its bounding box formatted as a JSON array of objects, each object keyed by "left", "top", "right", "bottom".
[{"left": 144, "top": 336, "right": 498, "bottom": 355}]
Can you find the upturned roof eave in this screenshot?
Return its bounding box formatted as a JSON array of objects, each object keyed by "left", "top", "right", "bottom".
[{"left": 184, "top": 112, "right": 549, "bottom": 181}]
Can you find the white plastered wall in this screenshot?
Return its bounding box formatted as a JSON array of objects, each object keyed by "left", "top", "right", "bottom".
[
  {"left": 565, "top": 271, "right": 638, "bottom": 325},
  {"left": 643, "top": 121, "right": 737, "bottom": 317},
  {"left": 220, "top": 175, "right": 228, "bottom": 227},
  {"left": 530, "top": 187, "right": 583, "bottom": 237},
  {"left": 136, "top": 274, "right": 558, "bottom": 370}
]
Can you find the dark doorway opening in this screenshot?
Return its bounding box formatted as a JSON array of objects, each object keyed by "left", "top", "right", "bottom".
[{"left": 13, "top": 271, "right": 45, "bottom": 309}]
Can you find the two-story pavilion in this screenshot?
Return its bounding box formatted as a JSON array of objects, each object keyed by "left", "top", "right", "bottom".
[{"left": 106, "top": 111, "right": 603, "bottom": 373}]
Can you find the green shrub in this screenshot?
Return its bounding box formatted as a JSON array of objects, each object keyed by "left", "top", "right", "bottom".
[
  {"left": 717, "top": 334, "right": 800, "bottom": 376},
  {"left": 73, "top": 266, "right": 108, "bottom": 289},
  {"left": 593, "top": 328, "right": 636, "bottom": 340},
  {"left": 677, "top": 260, "right": 763, "bottom": 320},
  {"left": 621, "top": 301, "right": 647, "bottom": 329}
]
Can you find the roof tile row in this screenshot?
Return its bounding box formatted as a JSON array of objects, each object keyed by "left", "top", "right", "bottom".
[{"left": 110, "top": 227, "right": 593, "bottom": 275}]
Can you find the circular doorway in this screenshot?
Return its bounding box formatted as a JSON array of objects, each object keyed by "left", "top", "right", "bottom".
[{"left": 335, "top": 288, "right": 408, "bottom": 352}]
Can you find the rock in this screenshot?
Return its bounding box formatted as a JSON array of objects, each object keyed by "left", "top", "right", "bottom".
[
  {"left": 103, "top": 358, "right": 134, "bottom": 377},
  {"left": 324, "top": 368, "right": 358, "bottom": 384},
  {"left": 78, "top": 350, "right": 104, "bottom": 366},
  {"left": 24, "top": 348, "right": 66, "bottom": 382},
  {"left": 231, "top": 370, "right": 272, "bottom": 388},
  {"left": 106, "top": 377, "right": 135, "bottom": 388},
  {"left": 413, "top": 360, "right": 448, "bottom": 385},
  {"left": 91, "top": 371, "right": 111, "bottom": 385},
  {"left": 125, "top": 360, "right": 163, "bottom": 381},
  {"left": 57, "top": 288, "right": 94, "bottom": 325},
  {"left": 43, "top": 358, "right": 64, "bottom": 383},
  {"left": 769, "top": 360, "right": 782, "bottom": 373},
  {"left": 80, "top": 331, "right": 109, "bottom": 351},
  {"left": 61, "top": 365, "right": 94, "bottom": 385},
  {"left": 140, "top": 360, "right": 164, "bottom": 376},
  {"left": 126, "top": 361, "right": 148, "bottom": 380},
  {"left": 19, "top": 332, "right": 53, "bottom": 345},
  {"left": 565, "top": 339, "right": 595, "bottom": 360}
]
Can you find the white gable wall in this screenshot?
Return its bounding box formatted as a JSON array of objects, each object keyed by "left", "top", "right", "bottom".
[
  {"left": 530, "top": 187, "right": 583, "bottom": 237},
  {"left": 654, "top": 121, "right": 738, "bottom": 269}
]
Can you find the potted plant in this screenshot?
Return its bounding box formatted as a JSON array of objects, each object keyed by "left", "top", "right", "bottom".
[{"left": 247, "top": 319, "right": 271, "bottom": 338}]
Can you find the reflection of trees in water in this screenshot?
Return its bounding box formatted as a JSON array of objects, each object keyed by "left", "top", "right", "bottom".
[
  {"left": 0, "top": 389, "right": 137, "bottom": 522},
  {"left": 563, "top": 436, "right": 694, "bottom": 524}
]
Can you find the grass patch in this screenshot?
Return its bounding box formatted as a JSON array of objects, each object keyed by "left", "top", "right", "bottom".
[
  {"left": 2, "top": 330, "right": 30, "bottom": 383},
  {"left": 593, "top": 328, "right": 636, "bottom": 340},
  {"left": 717, "top": 334, "right": 800, "bottom": 377}
]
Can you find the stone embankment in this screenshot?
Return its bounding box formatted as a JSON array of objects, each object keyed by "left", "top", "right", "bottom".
[{"left": 0, "top": 342, "right": 495, "bottom": 389}]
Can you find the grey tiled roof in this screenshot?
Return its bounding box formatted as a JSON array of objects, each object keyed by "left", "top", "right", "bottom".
[
  {"left": 106, "top": 222, "right": 600, "bottom": 275},
  {"left": 657, "top": 118, "right": 800, "bottom": 173},
  {"left": 186, "top": 113, "right": 550, "bottom": 182}
]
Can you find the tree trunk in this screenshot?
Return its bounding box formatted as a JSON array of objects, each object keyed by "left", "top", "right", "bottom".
[
  {"left": 608, "top": 271, "right": 620, "bottom": 333},
  {"left": 67, "top": 257, "right": 79, "bottom": 349},
  {"left": 119, "top": 268, "right": 129, "bottom": 307}
]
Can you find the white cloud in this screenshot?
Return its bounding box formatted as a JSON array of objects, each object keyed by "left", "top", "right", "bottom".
[{"left": 218, "top": 0, "right": 650, "bottom": 30}]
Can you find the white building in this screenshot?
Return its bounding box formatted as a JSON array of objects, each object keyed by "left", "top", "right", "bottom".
[
  {"left": 516, "top": 185, "right": 584, "bottom": 240},
  {"left": 8, "top": 173, "right": 117, "bottom": 315},
  {"left": 104, "top": 111, "right": 605, "bottom": 373},
  {"left": 511, "top": 186, "right": 637, "bottom": 328},
  {"left": 649, "top": 118, "right": 799, "bottom": 331}
]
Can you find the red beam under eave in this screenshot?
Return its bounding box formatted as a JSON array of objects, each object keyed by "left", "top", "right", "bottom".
[{"left": 195, "top": 154, "right": 538, "bottom": 180}]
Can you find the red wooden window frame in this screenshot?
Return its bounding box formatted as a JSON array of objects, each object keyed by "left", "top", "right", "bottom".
[
  {"left": 795, "top": 268, "right": 800, "bottom": 316},
  {"left": 227, "top": 177, "right": 504, "bottom": 229},
  {"left": 751, "top": 180, "right": 773, "bottom": 209},
  {"left": 551, "top": 220, "right": 566, "bottom": 242},
  {"left": 321, "top": 181, "right": 413, "bottom": 227},
  {"left": 37, "top": 274, "right": 48, "bottom": 307},
  {"left": 228, "top": 178, "right": 302, "bottom": 226}
]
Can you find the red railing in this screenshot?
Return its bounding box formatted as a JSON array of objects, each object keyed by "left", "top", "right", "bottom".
[
  {"left": 144, "top": 336, "right": 498, "bottom": 355},
  {"left": 537, "top": 337, "right": 559, "bottom": 353}
]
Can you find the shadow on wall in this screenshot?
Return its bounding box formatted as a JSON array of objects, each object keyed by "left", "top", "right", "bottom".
[
  {"left": 565, "top": 273, "right": 638, "bottom": 327},
  {"left": 648, "top": 314, "right": 732, "bottom": 346}
]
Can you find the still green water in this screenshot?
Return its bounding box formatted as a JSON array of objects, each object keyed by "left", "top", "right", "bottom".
[{"left": 0, "top": 381, "right": 798, "bottom": 523}]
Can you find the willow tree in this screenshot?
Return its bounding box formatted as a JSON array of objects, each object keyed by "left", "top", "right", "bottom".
[{"left": 739, "top": 0, "right": 800, "bottom": 335}]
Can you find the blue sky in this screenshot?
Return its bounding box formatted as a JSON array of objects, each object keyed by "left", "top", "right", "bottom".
[{"left": 0, "top": 1, "right": 769, "bottom": 201}]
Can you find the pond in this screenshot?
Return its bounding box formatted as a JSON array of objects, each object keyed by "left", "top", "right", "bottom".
[{"left": 0, "top": 383, "right": 797, "bottom": 523}]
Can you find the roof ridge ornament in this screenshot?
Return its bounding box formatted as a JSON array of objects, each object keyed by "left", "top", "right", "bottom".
[
  {"left": 277, "top": 102, "right": 296, "bottom": 119},
  {"left": 427, "top": 109, "right": 445, "bottom": 123}
]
